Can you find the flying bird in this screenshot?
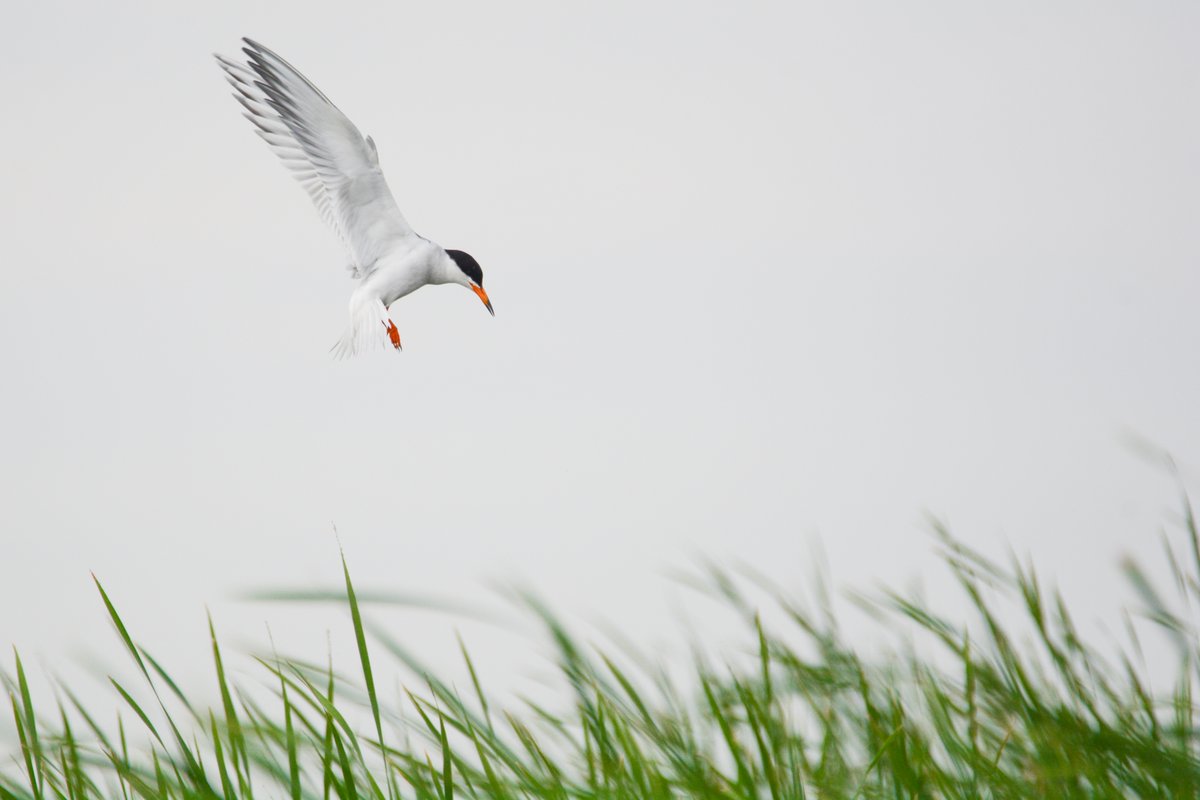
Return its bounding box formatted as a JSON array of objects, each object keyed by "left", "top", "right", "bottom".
[{"left": 215, "top": 38, "right": 493, "bottom": 356}]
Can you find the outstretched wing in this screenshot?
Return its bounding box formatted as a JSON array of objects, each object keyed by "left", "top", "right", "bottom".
[{"left": 216, "top": 38, "right": 414, "bottom": 278}]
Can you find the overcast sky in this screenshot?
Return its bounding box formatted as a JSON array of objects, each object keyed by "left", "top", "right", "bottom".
[{"left": 2, "top": 0, "right": 1199, "bottom": 709}]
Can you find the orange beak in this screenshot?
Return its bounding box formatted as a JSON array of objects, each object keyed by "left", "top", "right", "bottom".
[{"left": 471, "top": 284, "right": 495, "bottom": 316}]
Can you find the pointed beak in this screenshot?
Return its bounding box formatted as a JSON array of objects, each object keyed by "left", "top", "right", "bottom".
[{"left": 471, "top": 284, "right": 495, "bottom": 316}]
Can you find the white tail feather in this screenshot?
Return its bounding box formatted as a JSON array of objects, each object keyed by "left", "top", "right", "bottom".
[{"left": 330, "top": 297, "right": 391, "bottom": 360}]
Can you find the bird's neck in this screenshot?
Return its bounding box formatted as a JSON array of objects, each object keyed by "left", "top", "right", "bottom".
[{"left": 429, "top": 250, "right": 463, "bottom": 286}]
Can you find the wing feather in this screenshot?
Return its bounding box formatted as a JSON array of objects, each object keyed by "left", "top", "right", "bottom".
[{"left": 215, "top": 39, "right": 414, "bottom": 278}]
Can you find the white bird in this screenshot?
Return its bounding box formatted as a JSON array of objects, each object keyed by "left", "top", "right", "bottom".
[{"left": 215, "top": 38, "right": 493, "bottom": 357}]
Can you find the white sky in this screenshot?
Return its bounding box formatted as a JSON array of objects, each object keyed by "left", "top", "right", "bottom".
[{"left": 2, "top": 0, "right": 1199, "bottom": 714}]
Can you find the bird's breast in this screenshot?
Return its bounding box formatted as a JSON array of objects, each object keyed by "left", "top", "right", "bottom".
[{"left": 367, "top": 246, "right": 438, "bottom": 306}]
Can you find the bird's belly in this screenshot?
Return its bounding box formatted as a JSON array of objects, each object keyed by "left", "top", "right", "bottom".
[{"left": 378, "top": 270, "right": 426, "bottom": 306}]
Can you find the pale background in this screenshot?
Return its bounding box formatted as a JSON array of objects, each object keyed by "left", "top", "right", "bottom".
[{"left": 2, "top": 0, "right": 1198, "bottom": 715}]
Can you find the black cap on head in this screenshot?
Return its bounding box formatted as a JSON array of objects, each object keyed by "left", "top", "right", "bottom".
[{"left": 446, "top": 250, "right": 483, "bottom": 286}]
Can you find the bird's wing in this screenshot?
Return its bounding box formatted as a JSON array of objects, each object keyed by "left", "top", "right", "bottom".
[{"left": 216, "top": 38, "right": 415, "bottom": 278}]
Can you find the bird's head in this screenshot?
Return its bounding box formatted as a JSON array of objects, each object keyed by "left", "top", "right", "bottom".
[{"left": 445, "top": 249, "right": 494, "bottom": 316}]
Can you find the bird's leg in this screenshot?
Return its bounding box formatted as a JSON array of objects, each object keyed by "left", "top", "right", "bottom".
[{"left": 384, "top": 318, "right": 402, "bottom": 351}]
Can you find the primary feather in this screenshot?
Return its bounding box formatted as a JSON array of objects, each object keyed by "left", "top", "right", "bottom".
[{"left": 215, "top": 38, "right": 415, "bottom": 279}]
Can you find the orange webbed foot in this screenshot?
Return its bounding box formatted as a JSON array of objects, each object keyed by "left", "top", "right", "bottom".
[{"left": 384, "top": 319, "right": 402, "bottom": 351}]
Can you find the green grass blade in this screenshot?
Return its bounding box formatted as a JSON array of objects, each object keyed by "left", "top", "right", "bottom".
[
  {"left": 10, "top": 693, "right": 42, "bottom": 800},
  {"left": 281, "top": 674, "right": 301, "bottom": 800},
  {"left": 209, "top": 712, "right": 236, "bottom": 800},
  {"left": 207, "top": 613, "right": 251, "bottom": 799},
  {"left": 440, "top": 714, "right": 453, "bottom": 800},
  {"left": 340, "top": 550, "right": 393, "bottom": 800},
  {"left": 11, "top": 652, "right": 43, "bottom": 800}
]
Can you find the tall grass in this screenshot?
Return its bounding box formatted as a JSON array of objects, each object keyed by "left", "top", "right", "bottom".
[{"left": 4, "top": 503, "right": 1200, "bottom": 799}]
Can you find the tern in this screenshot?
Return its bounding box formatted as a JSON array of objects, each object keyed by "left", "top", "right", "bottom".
[{"left": 215, "top": 38, "right": 493, "bottom": 356}]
